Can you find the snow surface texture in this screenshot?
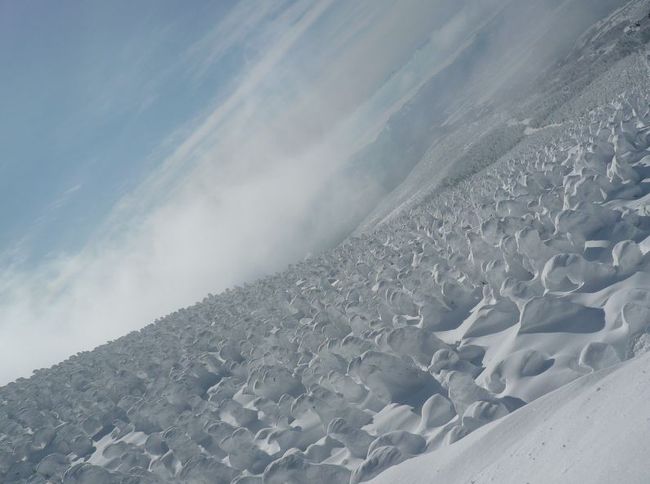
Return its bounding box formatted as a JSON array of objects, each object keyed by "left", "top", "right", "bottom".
[
  {"left": 371, "top": 349, "right": 650, "bottom": 484},
  {"left": 2, "top": 3, "right": 650, "bottom": 484}
]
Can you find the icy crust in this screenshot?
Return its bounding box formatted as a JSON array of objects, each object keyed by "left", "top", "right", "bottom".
[{"left": 1, "top": 93, "right": 650, "bottom": 483}]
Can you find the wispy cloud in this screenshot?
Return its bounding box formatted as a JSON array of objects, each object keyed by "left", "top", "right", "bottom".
[{"left": 183, "top": 0, "right": 298, "bottom": 83}]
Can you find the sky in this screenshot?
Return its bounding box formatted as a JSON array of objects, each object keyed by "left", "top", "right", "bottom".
[
  {"left": 0, "top": 0, "right": 623, "bottom": 384},
  {"left": 1, "top": 0, "right": 498, "bottom": 384}
]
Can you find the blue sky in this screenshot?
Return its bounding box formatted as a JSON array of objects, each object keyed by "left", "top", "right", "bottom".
[
  {"left": 3, "top": 0, "right": 482, "bottom": 383},
  {"left": 0, "top": 0, "right": 247, "bottom": 267}
]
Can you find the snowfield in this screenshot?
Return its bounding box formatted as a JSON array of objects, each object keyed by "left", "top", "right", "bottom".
[
  {"left": 2, "top": 1, "right": 650, "bottom": 483},
  {"left": 371, "top": 349, "right": 650, "bottom": 484}
]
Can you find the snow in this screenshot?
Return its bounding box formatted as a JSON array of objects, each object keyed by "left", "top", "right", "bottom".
[
  {"left": 371, "top": 351, "right": 650, "bottom": 484},
  {"left": 0, "top": 1, "right": 649, "bottom": 483}
]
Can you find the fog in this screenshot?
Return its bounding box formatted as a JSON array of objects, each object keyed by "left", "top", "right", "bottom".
[{"left": 0, "top": 0, "right": 627, "bottom": 384}]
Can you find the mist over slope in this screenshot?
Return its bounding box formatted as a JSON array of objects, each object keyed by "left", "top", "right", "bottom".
[
  {"left": 354, "top": 0, "right": 644, "bottom": 233},
  {"left": 280, "top": 0, "right": 635, "bottom": 245},
  {"left": 1, "top": 1, "right": 650, "bottom": 483}
]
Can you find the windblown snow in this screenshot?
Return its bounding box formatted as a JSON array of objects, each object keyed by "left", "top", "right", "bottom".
[{"left": 2, "top": 1, "right": 650, "bottom": 483}]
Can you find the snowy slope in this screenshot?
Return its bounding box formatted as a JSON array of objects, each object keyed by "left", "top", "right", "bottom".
[
  {"left": 371, "top": 350, "right": 650, "bottom": 484},
  {"left": 1, "top": 2, "right": 650, "bottom": 484},
  {"left": 357, "top": 0, "right": 650, "bottom": 234}
]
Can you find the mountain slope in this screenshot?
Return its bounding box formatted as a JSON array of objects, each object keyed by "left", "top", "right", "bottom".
[
  {"left": 356, "top": 0, "right": 650, "bottom": 233},
  {"left": 1, "top": 2, "right": 650, "bottom": 484}
]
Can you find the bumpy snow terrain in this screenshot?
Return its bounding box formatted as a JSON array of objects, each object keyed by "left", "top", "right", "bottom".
[
  {"left": 2, "top": 3, "right": 650, "bottom": 484},
  {"left": 372, "top": 349, "right": 650, "bottom": 484}
]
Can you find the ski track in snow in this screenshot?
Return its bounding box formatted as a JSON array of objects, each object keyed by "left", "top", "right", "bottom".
[{"left": 2, "top": 2, "right": 650, "bottom": 484}]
